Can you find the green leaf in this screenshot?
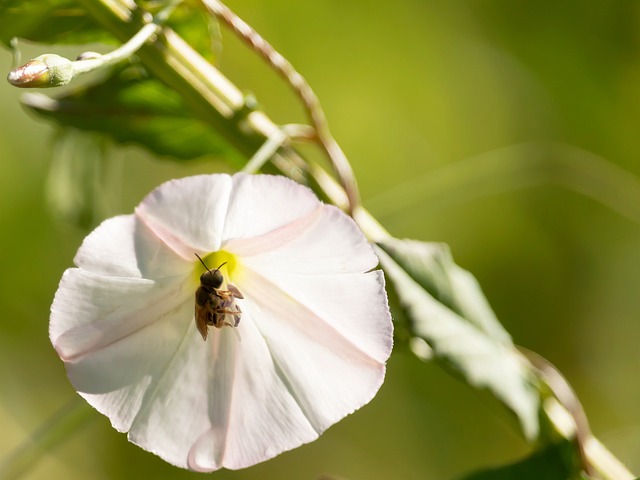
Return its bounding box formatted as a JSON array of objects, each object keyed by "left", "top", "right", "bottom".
[
  {"left": 381, "top": 239, "right": 512, "bottom": 343},
  {"left": 376, "top": 238, "right": 540, "bottom": 440},
  {"left": 0, "top": 0, "right": 114, "bottom": 46},
  {"left": 45, "top": 129, "right": 110, "bottom": 229},
  {"left": 0, "top": 1, "right": 216, "bottom": 60},
  {"left": 457, "top": 440, "right": 579, "bottom": 480},
  {"left": 21, "top": 68, "right": 238, "bottom": 163}
]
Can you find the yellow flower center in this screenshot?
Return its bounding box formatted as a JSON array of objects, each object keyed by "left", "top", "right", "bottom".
[{"left": 193, "top": 250, "right": 241, "bottom": 286}]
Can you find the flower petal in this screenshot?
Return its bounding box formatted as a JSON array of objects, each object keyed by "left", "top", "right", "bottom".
[
  {"left": 68, "top": 305, "right": 319, "bottom": 470},
  {"left": 235, "top": 269, "right": 390, "bottom": 435},
  {"left": 248, "top": 269, "right": 393, "bottom": 363},
  {"left": 64, "top": 300, "right": 196, "bottom": 437},
  {"left": 135, "top": 175, "right": 233, "bottom": 259},
  {"left": 74, "top": 215, "right": 192, "bottom": 279},
  {"left": 50, "top": 268, "right": 192, "bottom": 363},
  {"left": 226, "top": 204, "right": 379, "bottom": 275},
  {"left": 73, "top": 215, "right": 142, "bottom": 277},
  {"left": 221, "top": 174, "right": 320, "bottom": 241},
  {"left": 51, "top": 172, "right": 394, "bottom": 471},
  {"left": 184, "top": 318, "right": 319, "bottom": 471}
]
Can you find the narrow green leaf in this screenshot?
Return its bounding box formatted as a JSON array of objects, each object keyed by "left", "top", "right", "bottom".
[
  {"left": 457, "top": 440, "right": 579, "bottom": 480},
  {"left": 0, "top": 0, "right": 114, "bottom": 46},
  {"left": 376, "top": 238, "right": 540, "bottom": 440},
  {"left": 22, "top": 68, "right": 238, "bottom": 163}
]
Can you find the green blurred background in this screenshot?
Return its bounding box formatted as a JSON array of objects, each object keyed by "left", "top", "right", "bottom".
[{"left": 1, "top": 0, "right": 640, "bottom": 478}]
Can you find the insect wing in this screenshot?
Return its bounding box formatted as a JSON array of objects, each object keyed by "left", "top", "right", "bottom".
[
  {"left": 195, "top": 287, "right": 212, "bottom": 340},
  {"left": 227, "top": 284, "right": 244, "bottom": 299}
]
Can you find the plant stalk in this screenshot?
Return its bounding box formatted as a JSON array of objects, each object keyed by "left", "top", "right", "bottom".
[
  {"left": 11, "top": 1, "right": 637, "bottom": 478},
  {"left": 0, "top": 398, "right": 94, "bottom": 480}
]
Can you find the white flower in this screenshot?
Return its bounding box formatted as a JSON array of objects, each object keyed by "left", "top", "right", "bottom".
[{"left": 50, "top": 173, "right": 393, "bottom": 471}]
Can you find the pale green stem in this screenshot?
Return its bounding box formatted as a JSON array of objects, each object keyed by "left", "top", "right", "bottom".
[
  {"left": 525, "top": 348, "right": 635, "bottom": 480},
  {"left": 583, "top": 439, "right": 636, "bottom": 480},
  {"left": 9, "top": 38, "right": 20, "bottom": 68},
  {"left": 0, "top": 398, "right": 94, "bottom": 480},
  {"left": 201, "top": 0, "right": 361, "bottom": 215},
  {"left": 7, "top": 1, "right": 181, "bottom": 88},
  {"left": 544, "top": 399, "right": 635, "bottom": 480},
  {"left": 6, "top": 1, "right": 637, "bottom": 478},
  {"left": 70, "top": 0, "right": 183, "bottom": 75},
  {"left": 72, "top": 22, "right": 160, "bottom": 74},
  {"left": 241, "top": 129, "right": 287, "bottom": 174}
]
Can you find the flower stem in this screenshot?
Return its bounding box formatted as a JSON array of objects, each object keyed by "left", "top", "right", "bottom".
[
  {"left": 522, "top": 348, "right": 635, "bottom": 479},
  {"left": 0, "top": 398, "right": 94, "bottom": 480},
  {"left": 202, "top": 0, "right": 361, "bottom": 215},
  {"left": 72, "top": 22, "right": 160, "bottom": 74},
  {"left": 584, "top": 437, "right": 636, "bottom": 480},
  {"left": 12, "top": 2, "right": 638, "bottom": 478},
  {"left": 7, "top": 1, "right": 181, "bottom": 88},
  {"left": 73, "top": 0, "right": 183, "bottom": 74}
]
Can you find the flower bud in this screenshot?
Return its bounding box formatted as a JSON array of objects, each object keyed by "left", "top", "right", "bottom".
[{"left": 7, "top": 54, "right": 74, "bottom": 88}]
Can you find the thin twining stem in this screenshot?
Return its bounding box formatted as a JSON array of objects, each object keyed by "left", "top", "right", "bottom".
[
  {"left": 521, "top": 348, "right": 593, "bottom": 474},
  {"left": 521, "top": 347, "right": 633, "bottom": 479},
  {"left": 201, "top": 0, "right": 361, "bottom": 215}
]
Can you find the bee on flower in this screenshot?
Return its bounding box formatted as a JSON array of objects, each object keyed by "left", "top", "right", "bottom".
[
  {"left": 50, "top": 173, "right": 393, "bottom": 471},
  {"left": 193, "top": 255, "right": 244, "bottom": 339}
]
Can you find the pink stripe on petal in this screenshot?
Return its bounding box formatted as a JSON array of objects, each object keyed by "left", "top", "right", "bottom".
[
  {"left": 236, "top": 268, "right": 389, "bottom": 433},
  {"left": 187, "top": 315, "right": 317, "bottom": 471},
  {"left": 223, "top": 205, "right": 324, "bottom": 257},
  {"left": 49, "top": 173, "right": 393, "bottom": 472},
  {"left": 134, "top": 175, "right": 232, "bottom": 258},
  {"left": 230, "top": 205, "right": 378, "bottom": 276},
  {"left": 51, "top": 269, "right": 191, "bottom": 363},
  {"left": 135, "top": 208, "right": 202, "bottom": 261},
  {"left": 222, "top": 174, "right": 319, "bottom": 242}
]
